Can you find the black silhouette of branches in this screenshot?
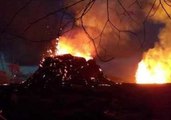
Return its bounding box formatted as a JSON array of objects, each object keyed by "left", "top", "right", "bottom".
[{"left": 1, "top": 0, "right": 171, "bottom": 61}]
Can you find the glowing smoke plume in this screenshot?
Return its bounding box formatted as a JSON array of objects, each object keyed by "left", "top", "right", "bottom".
[
  {"left": 63, "top": 0, "right": 144, "bottom": 59},
  {"left": 136, "top": 0, "right": 171, "bottom": 84}
]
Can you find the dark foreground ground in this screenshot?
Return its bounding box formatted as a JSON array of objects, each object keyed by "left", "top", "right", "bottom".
[{"left": 0, "top": 83, "right": 171, "bottom": 120}]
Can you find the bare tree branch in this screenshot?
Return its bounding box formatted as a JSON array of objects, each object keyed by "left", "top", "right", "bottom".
[
  {"left": 24, "top": 0, "right": 85, "bottom": 33},
  {"left": 1, "top": 0, "right": 32, "bottom": 34},
  {"left": 160, "top": 0, "right": 171, "bottom": 19},
  {"left": 2, "top": 0, "right": 171, "bottom": 62}
]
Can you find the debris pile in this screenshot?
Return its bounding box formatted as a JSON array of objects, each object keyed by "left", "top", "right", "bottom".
[{"left": 24, "top": 54, "right": 112, "bottom": 91}]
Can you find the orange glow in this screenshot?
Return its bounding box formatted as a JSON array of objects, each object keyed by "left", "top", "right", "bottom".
[
  {"left": 136, "top": 60, "right": 168, "bottom": 84},
  {"left": 55, "top": 31, "right": 95, "bottom": 60},
  {"left": 136, "top": 2, "right": 171, "bottom": 84}
]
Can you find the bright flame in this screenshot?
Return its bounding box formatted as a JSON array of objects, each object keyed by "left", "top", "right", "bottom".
[
  {"left": 55, "top": 30, "right": 95, "bottom": 60},
  {"left": 136, "top": 60, "right": 168, "bottom": 84},
  {"left": 136, "top": 1, "right": 171, "bottom": 84}
]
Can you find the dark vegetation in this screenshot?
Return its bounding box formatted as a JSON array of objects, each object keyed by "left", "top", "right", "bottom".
[
  {"left": 1, "top": 83, "right": 171, "bottom": 120},
  {"left": 0, "top": 55, "right": 171, "bottom": 120}
]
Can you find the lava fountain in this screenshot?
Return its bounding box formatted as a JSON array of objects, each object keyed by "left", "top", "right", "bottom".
[
  {"left": 136, "top": 1, "right": 171, "bottom": 84},
  {"left": 136, "top": 60, "right": 169, "bottom": 84},
  {"left": 48, "top": 30, "right": 95, "bottom": 60}
]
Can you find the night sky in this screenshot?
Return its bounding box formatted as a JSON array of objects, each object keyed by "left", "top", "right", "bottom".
[
  {"left": 0, "top": 0, "right": 63, "bottom": 65},
  {"left": 0, "top": 0, "right": 163, "bottom": 82}
]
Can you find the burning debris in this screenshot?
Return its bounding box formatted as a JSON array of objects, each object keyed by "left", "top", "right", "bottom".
[{"left": 23, "top": 54, "right": 112, "bottom": 91}]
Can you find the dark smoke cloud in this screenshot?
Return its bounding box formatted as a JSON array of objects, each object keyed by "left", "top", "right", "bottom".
[
  {"left": 0, "top": 0, "right": 164, "bottom": 82},
  {"left": 64, "top": 0, "right": 146, "bottom": 59},
  {"left": 0, "top": 0, "right": 62, "bottom": 65}
]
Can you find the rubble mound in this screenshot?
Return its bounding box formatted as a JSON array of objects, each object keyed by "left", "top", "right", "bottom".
[{"left": 24, "top": 54, "right": 112, "bottom": 91}]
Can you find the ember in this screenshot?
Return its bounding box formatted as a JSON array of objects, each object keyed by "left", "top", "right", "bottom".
[{"left": 24, "top": 54, "right": 111, "bottom": 91}]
